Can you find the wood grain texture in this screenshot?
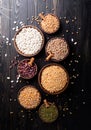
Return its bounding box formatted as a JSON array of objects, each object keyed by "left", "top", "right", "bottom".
[
  {"left": 0, "top": 0, "right": 91, "bottom": 130},
  {"left": 0, "top": 16, "right": 1, "bottom": 34}
]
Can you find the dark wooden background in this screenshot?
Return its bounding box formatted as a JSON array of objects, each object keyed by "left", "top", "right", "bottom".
[{"left": 0, "top": 0, "right": 91, "bottom": 130}]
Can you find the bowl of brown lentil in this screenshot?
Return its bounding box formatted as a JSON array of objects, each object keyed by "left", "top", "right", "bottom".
[
  {"left": 18, "top": 85, "right": 41, "bottom": 109},
  {"left": 45, "top": 37, "right": 69, "bottom": 62},
  {"left": 38, "top": 63, "right": 69, "bottom": 95},
  {"left": 14, "top": 25, "right": 45, "bottom": 57},
  {"left": 39, "top": 13, "right": 60, "bottom": 34}
]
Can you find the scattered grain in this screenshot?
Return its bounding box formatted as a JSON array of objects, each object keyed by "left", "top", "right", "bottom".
[
  {"left": 2, "top": 35, "right": 5, "bottom": 38},
  {"left": 10, "top": 112, "right": 13, "bottom": 114},
  {"left": 83, "top": 102, "right": 85, "bottom": 105},
  {"left": 74, "top": 42, "right": 77, "bottom": 45},
  {"left": 11, "top": 80, "right": 14, "bottom": 83},
  {"left": 69, "top": 111, "right": 72, "bottom": 115},
  {"left": 81, "top": 89, "right": 84, "bottom": 92},
  {"left": 7, "top": 77, "right": 10, "bottom": 79},
  {"left": 66, "top": 30, "right": 69, "bottom": 32},
  {"left": 72, "top": 19, "right": 74, "bottom": 22},
  {"left": 71, "top": 82, "right": 74, "bottom": 85},
  {"left": 66, "top": 20, "right": 69, "bottom": 24},
  {"left": 71, "top": 38, "right": 74, "bottom": 42},
  {"left": 46, "top": 6, "right": 48, "bottom": 9},
  {"left": 14, "top": 21, "right": 17, "bottom": 24},
  {"left": 5, "top": 53, "right": 7, "bottom": 57}
]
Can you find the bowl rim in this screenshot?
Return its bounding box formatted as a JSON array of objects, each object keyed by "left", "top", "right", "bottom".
[
  {"left": 14, "top": 25, "right": 45, "bottom": 57},
  {"left": 45, "top": 37, "right": 69, "bottom": 62},
  {"left": 17, "top": 85, "right": 41, "bottom": 110},
  {"left": 38, "top": 101, "right": 59, "bottom": 123},
  {"left": 39, "top": 13, "right": 60, "bottom": 34},
  {"left": 38, "top": 63, "right": 69, "bottom": 95},
  {"left": 17, "top": 58, "right": 38, "bottom": 79}
]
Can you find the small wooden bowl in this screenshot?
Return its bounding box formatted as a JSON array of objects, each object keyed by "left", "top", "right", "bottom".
[
  {"left": 38, "top": 63, "right": 69, "bottom": 95},
  {"left": 45, "top": 37, "right": 69, "bottom": 62},
  {"left": 38, "top": 100, "right": 59, "bottom": 123},
  {"left": 17, "top": 59, "right": 38, "bottom": 79},
  {"left": 14, "top": 25, "right": 45, "bottom": 57},
  {"left": 17, "top": 85, "right": 41, "bottom": 110},
  {"left": 39, "top": 13, "right": 60, "bottom": 34}
]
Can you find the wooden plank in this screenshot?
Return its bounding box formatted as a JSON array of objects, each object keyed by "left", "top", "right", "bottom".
[
  {"left": 7, "top": 1, "right": 28, "bottom": 129},
  {"left": 10, "top": 0, "right": 28, "bottom": 41},
  {"left": 8, "top": 0, "right": 28, "bottom": 81},
  {"left": 0, "top": 16, "right": 1, "bottom": 34},
  {"left": 27, "top": 0, "right": 36, "bottom": 25},
  {"left": 0, "top": 1, "right": 11, "bottom": 129},
  {"left": 11, "top": 0, "right": 28, "bottom": 23},
  {"left": 1, "top": 0, "right": 10, "bottom": 36},
  {"left": 1, "top": 0, "right": 10, "bottom": 83},
  {"left": 1, "top": 0, "right": 11, "bottom": 85},
  {"left": 45, "top": 0, "right": 52, "bottom": 13},
  {"left": 52, "top": 0, "right": 59, "bottom": 15},
  {"left": 37, "top": 0, "right": 46, "bottom": 15}
]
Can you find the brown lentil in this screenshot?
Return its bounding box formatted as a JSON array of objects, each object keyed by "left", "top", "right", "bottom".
[{"left": 46, "top": 38, "right": 69, "bottom": 61}]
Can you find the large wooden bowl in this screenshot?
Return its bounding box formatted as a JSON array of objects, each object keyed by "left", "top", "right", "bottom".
[
  {"left": 14, "top": 25, "right": 45, "bottom": 57},
  {"left": 38, "top": 63, "right": 69, "bottom": 95}
]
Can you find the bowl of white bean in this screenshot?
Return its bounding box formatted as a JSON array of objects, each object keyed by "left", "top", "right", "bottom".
[{"left": 14, "top": 25, "right": 45, "bottom": 57}]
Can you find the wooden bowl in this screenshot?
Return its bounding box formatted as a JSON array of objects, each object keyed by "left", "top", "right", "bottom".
[
  {"left": 17, "top": 59, "right": 38, "bottom": 79},
  {"left": 39, "top": 13, "right": 60, "bottom": 34},
  {"left": 14, "top": 25, "right": 45, "bottom": 57},
  {"left": 38, "top": 63, "right": 69, "bottom": 95},
  {"left": 38, "top": 100, "right": 59, "bottom": 123},
  {"left": 45, "top": 37, "right": 69, "bottom": 62},
  {"left": 17, "top": 85, "right": 41, "bottom": 109}
]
